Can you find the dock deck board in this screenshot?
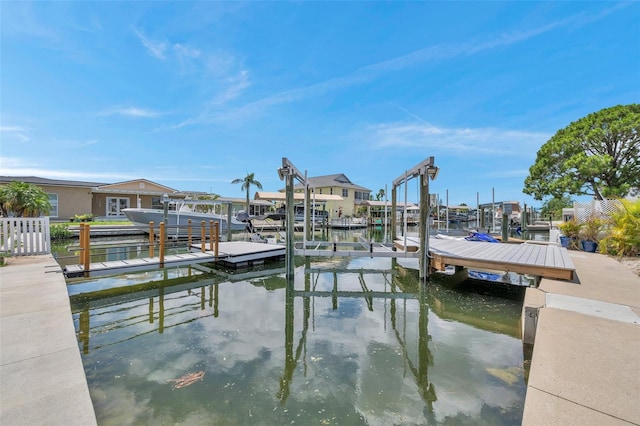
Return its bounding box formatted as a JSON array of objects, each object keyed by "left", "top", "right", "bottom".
[{"left": 409, "top": 237, "right": 576, "bottom": 281}]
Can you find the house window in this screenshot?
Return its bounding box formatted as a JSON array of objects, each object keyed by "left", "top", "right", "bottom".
[
  {"left": 342, "top": 189, "right": 349, "bottom": 198},
  {"left": 47, "top": 193, "right": 58, "bottom": 217},
  {"left": 354, "top": 191, "right": 369, "bottom": 201},
  {"left": 107, "top": 197, "right": 130, "bottom": 216},
  {"left": 151, "top": 197, "right": 162, "bottom": 209}
]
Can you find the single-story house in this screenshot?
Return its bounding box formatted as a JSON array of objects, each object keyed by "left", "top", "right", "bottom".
[
  {"left": 0, "top": 176, "right": 280, "bottom": 220},
  {"left": 0, "top": 176, "right": 200, "bottom": 220}
]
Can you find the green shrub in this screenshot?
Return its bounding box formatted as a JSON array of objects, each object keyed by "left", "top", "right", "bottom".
[
  {"left": 599, "top": 199, "right": 640, "bottom": 257},
  {"left": 50, "top": 223, "right": 73, "bottom": 240},
  {"left": 558, "top": 219, "right": 583, "bottom": 250}
]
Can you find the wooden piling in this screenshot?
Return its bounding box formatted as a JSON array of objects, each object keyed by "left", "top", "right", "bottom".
[
  {"left": 209, "top": 220, "right": 214, "bottom": 252},
  {"left": 83, "top": 223, "right": 90, "bottom": 277},
  {"left": 501, "top": 213, "right": 509, "bottom": 242},
  {"left": 159, "top": 222, "right": 165, "bottom": 267},
  {"left": 214, "top": 222, "right": 219, "bottom": 257},
  {"left": 149, "top": 221, "right": 155, "bottom": 258},
  {"left": 201, "top": 221, "right": 206, "bottom": 253}
]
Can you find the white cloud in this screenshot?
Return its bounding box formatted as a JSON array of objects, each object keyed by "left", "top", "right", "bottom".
[
  {"left": 366, "top": 122, "right": 549, "bottom": 156},
  {"left": 169, "top": 6, "right": 619, "bottom": 129},
  {"left": 132, "top": 26, "right": 167, "bottom": 60},
  {"left": 174, "top": 43, "right": 200, "bottom": 59},
  {"left": 1, "top": 126, "right": 30, "bottom": 142},
  {"left": 98, "top": 106, "right": 163, "bottom": 118}
]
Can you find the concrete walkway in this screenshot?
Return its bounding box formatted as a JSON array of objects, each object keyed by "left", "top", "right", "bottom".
[
  {"left": 522, "top": 251, "right": 640, "bottom": 425},
  {"left": 0, "top": 255, "right": 96, "bottom": 425}
]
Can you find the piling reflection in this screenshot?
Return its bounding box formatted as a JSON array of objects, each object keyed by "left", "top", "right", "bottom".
[
  {"left": 276, "top": 263, "right": 438, "bottom": 415},
  {"left": 70, "top": 258, "right": 525, "bottom": 425}
]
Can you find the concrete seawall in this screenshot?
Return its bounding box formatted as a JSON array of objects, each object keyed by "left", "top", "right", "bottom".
[
  {"left": 521, "top": 251, "right": 640, "bottom": 425},
  {"left": 0, "top": 255, "right": 97, "bottom": 425}
]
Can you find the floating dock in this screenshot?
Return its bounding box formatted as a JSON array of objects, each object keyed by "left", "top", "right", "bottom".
[
  {"left": 396, "top": 236, "right": 575, "bottom": 281},
  {"left": 64, "top": 241, "right": 285, "bottom": 278}
]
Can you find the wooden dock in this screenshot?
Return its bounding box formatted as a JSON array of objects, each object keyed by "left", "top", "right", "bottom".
[
  {"left": 64, "top": 241, "right": 285, "bottom": 278},
  {"left": 63, "top": 235, "right": 575, "bottom": 282},
  {"left": 395, "top": 236, "right": 576, "bottom": 281}
]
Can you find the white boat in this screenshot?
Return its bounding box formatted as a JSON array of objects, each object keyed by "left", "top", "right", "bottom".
[{"left": 123, "top": 201, "right": 247, "bottom": 235}]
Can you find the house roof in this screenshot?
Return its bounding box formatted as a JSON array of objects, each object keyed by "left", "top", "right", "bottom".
[
  {"left": 292, "top": 174, "right": 371, "bottom": 192},
  {"left": 255, "top": 191, "right": 343, "bottom": 202},
  {"left": 218, "top": 196, "right": 273, "bottom": 206},
  {"left": 360, "top": 200, "right": 418, "bottom": 209},
  {"left": 0, "top": 176, "right": 107, "bottom": 187}
]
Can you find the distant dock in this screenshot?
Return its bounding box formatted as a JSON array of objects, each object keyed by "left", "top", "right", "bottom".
[{"left": 64, "top": 241, "right": 285, "bottom": 278}]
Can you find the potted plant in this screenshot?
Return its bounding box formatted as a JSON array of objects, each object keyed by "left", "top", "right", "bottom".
[
  {"left": 580, "top": 215, "right": 605, "bottom": 253},
  {"left": 558, "top": 219, "right": 582, "bottom": 249}
]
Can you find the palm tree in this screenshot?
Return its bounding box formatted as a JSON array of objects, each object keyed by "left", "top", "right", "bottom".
[
  {"left": 0, "top": 181, "right": 51, "bottom": 217},
  {"left": 376, "top": 189, "right": 385, "bottom": 201},
  {"left": 231, "top": 172, "right": 263, "bottom": 214}
]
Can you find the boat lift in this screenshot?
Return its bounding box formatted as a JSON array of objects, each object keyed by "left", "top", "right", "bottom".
[
  {"left": 391, "top": 156, "right": 440, "bottom": 281},
  {"left": 278, "top": 156, "right": 440, "bottom": 282}
]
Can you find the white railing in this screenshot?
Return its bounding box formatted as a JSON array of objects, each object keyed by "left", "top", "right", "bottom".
[{"left": 0, "top": 217, "right": 51, "bottom": 255}]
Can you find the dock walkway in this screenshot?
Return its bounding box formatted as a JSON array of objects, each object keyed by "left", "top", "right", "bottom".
[
  {"left": 521, "top": 251, "right": 640, "bottom": 425},
  {"left": 0, "top": 255, "right": 97, "bottom": 425}
]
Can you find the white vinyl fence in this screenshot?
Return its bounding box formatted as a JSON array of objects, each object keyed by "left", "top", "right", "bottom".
[{"left": 0, "top": 217, "right": 51, "bottom": 255}]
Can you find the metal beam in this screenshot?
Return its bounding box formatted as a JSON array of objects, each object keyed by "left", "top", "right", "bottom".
[{"left": 392, "top": 156, "right": 437, "bottom": 187}]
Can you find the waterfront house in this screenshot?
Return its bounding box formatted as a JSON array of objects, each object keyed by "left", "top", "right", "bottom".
[
  {"left": 0, "top": 176, "right": 201, "bottom": 220},
  {"left": 291, "top": 174, "right": 371, "bottom": 219}
]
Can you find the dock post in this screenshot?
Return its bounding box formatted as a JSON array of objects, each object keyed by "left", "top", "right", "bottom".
[
  {"left": 200, "top": 221, "right": 206, "bottom": 253},
  {"left": 149, "top": 221, "right": 155, "bottom": 258},
  {"left": 84, "top": 223, "right": 90, "bottom": 277},
  {"left": 187, "top": 219, "right": 192, "bottom": 247},
  {"left": 214, "top": 222, "right": 219, "bottom": 257},
  {"left": 159, "top": 222, "right": 165, "bottom": 267},
  {"left": 209, "top": 220, "right": 214, "bottom": 252},
  {"left": 79, "top": 222, "right": 85, "bottom": 267},
  {"left": 391, "top": 186, "right": 397, "bottom": 241},
  {"left": 226, "top": 207, "right": 232, "bottom": 242},
  {"left": 285, "top": 172, "right": 295, "bottom": 280},
  {"left": 502, "top": 214, "right": 509, "bottom": 242},
  {"left": 418, "top": 172, "right": 429, "bottom": 282}
]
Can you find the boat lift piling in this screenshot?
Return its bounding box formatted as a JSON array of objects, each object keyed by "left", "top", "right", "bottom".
[
  {"left": 278, "top": 157, "right": 307, "bottom": 281},
  {"left": 391, "top": 156, "right": 440, "bottom": 282}
]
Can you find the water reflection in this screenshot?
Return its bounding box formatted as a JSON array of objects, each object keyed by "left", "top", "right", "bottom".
[{"left": 71, "top": 256, "right": 525, "bottom": 425}]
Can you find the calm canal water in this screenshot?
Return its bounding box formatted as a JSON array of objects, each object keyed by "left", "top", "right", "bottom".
[{"left": 63, "top": 225, "right": 529, "bottom": 425}]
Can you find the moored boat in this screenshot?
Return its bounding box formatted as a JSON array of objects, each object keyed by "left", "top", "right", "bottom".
[{"left": 123, "top": 203, "right": 247, "bottom": 236}]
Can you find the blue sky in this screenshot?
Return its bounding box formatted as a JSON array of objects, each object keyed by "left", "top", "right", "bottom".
[{"left": 1, "top": 2, "right": 638, "bottom": 206}]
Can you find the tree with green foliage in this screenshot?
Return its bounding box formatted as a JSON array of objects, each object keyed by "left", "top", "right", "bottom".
[
  {"left": 540, "top": 195, "right": 573, "bottom": 220},
  {"left": 524, "top": 104, "right": 640, "bottom": 201},
  {"left": 375, "top": 189, "right": 385, "bottom": 201},
  {"left": 0, "top": 181, "right": 51, "bottom": 217},
  {"left": 231, "top": 172, "right": 263, "bottom": 214}
]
